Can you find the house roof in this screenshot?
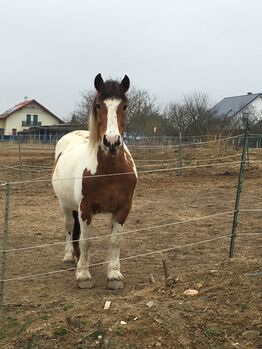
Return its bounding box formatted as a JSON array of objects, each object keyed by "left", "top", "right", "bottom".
[
  {"left": 0, "top": 99, "right": 63, "bottom": 123},
  {"left": 213, "top": 93, "right": 262, "bottom": 118}
]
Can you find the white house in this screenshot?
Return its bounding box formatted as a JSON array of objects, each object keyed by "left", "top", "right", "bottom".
[
  {"left": 0, "top": 98, "right": 63, "bottom": 136},
  {"left": 213, "top": 92, "right": 262, "bottom": 125}
]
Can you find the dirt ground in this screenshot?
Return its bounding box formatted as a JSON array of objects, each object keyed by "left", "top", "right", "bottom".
[{"left": 0, "top": 144, "right": 261, "bottom": 349}]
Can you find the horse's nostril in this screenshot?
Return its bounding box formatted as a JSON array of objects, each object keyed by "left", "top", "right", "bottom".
[
  {"left": 103, "top": 136, "right": 110, "bottom": 147},
  {"left": 116, "top": 136, "right": 121, "bottom": 147},
  {"left": 103, "top": 135, "right": 122, "bottom": 153}
]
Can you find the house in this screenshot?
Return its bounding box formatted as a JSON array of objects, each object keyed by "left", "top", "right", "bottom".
[
  {"left": 18, "top": 124, "right": 83, "bottom": 143},
  {"left": 0, "top": 98, "right": 63, "bottom": 137},
  {"left": 213, "top": 92, "right": 262, "bottom": 124}
]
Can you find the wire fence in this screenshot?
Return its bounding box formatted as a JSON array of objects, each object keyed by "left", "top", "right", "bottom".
[
  {"left": 2, "top": 232, "right": 261, "bottom": 283},
  {"left": 0, "top": 159, "right": 249, "bottom": 186},
  {"left": 0, "top": 127, "right": 261, "bottom": 315},
  {"left": 0, "top": 210, "right": 237, "bottom": 253}
]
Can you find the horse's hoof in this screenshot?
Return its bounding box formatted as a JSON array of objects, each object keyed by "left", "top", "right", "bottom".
[
  {"left": 107, "top": 280, "right": 124, "bottom": 290},
  {"left": 62, "top": 261, "right": 76, "bottom": 270},
  {"left": 77, "top": 279, "right": 94, "bottom": 289}
]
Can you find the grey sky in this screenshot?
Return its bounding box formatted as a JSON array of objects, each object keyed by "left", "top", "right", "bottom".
[{"left": 0, "top": 0, "right": 262, "bottom": 119}]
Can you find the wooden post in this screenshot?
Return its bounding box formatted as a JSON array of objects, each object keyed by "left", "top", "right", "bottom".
[
  {"left": 161, "top": 255, "right": 175, "bottom": 286},
  {"left": 229, "top": 121, "right": 249, "bottom": 258},
  {"left": 52, "top": 141, "right": 56, "bottom": 159},
  {"left": 18, "top": 142, "right": 23, "bottom": 181},
  {"left": 0, "top": 182, "right": 10, "bottom": 316},
  {"left": 176, "top": 130, "right": 183, "bottom": 176}
]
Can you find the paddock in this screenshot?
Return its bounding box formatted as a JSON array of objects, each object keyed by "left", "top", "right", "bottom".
[{"left": 0, "top": 137, "right": 261, "bottom": 349}]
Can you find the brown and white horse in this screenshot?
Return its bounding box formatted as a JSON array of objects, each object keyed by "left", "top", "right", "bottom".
[{"left": 52, "top": 74, "right": 137, "bottom": 289}]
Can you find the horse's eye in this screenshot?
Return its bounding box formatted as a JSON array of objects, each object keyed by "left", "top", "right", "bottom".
[
  {"left": 96, "top": 104, "right": 101, "bottom": 109},
  {"left": 123, "top": 105, "right": 128, "bottom": 111}
]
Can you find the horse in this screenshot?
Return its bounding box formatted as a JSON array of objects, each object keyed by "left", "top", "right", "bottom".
[{"left": 52, "top": 74, "right": 137, "bottom": 289}]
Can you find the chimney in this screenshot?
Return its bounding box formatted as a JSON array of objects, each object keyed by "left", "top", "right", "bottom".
[
  {"left": 24, "top": 96, "right": 28, "bottom": 101},
  {"left": 247, "top": 92, "right": 252, "bottom": 95}
]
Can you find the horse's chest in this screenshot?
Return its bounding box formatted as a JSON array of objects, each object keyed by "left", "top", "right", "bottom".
[{"left": 82, "top": 173, "right": 135, "bottom": 214}]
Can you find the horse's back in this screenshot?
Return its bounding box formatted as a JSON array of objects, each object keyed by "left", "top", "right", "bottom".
[{"left": 55, "top": 130, "right": 90, "bottom": 159}]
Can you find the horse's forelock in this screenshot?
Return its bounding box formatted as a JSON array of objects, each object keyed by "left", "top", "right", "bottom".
[{"left": 97, "top": 80, "right": 128, "bottom": 102}]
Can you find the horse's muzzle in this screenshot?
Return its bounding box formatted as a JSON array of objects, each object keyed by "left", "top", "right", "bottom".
[{"left": 103, "top": 135, "right": 121, "bottom": 154}]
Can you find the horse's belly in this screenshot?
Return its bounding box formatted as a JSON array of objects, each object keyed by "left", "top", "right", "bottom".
[{"left": 52, "top": 145, "right": 96, "bottom": 210}]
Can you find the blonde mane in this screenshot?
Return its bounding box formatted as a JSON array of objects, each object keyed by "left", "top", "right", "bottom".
[{"left": 88, "top": 109, "right": 99, "bottom": 148}]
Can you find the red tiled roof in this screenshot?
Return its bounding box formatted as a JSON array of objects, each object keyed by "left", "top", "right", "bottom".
[{"left": 0, "top": 99, "right": 63, "bottom": 123}]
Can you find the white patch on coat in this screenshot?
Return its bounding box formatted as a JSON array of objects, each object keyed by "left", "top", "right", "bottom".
[
  {"left": 107, "top": 222, "right": 124, "bottom": 280},
  {"left": 104, "top": 98, "right": 122, "bottom": 145},
  {"left": 76, "top": 218, "right": 93, "bottom": 281},
  {"left": 62, "top": 208, "right": 75, "bottom": 262},
  {"left": 52, "top": 130, "right": 98, "bottom": 211},
  {"left": 124, "top": 143, "right": 138, "bottom": 177}
]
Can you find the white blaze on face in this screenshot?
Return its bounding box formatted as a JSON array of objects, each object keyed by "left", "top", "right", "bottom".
[{"left": 104, "top": 98, "right": 122, "bottom": 145}]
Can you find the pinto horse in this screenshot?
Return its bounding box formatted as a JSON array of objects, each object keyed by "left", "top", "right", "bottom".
[{"left": 52, "top": 74, "right": 137, "bottom": 289}]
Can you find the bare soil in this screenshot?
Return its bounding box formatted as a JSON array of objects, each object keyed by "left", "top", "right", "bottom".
[{"left": 0, "top": 144, "right": 261, "bottom": 349}]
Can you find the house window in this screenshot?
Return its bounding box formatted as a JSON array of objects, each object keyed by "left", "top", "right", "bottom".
[
  {"left": 12, "top": 128, "right": 17, "bottom": 135},
  {"left": 26, "top": 114, "right": 31, "bottom": 125},
  {"left": 33, "top": 115, "right": 38, "bottom": 125}
]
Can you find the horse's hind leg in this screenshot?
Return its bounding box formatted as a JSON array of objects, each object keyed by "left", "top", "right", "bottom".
[
  {"left": 107, "top": 214, "right": 129, "bottom": 290},
  {"left": 62, "top": 208, "right": 76, "bottom": 269},
  {"left": 76, "top": 210, "right": 94, "bottom": 289}
]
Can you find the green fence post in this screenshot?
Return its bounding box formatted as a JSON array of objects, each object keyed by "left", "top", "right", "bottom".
[
  {"left": 229, "top": 121, "right": 249, "bottom": 258},
  {"left": 0, "top": 182, "right": 10, "bottom": 316}
]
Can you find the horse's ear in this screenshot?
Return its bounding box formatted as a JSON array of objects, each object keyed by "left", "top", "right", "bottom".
[
  {"left": 120, "top": 75, "right": 130, "bottom": 93},
  {"left": 94, "top": 73, "right": 104, "bottom": 92}
]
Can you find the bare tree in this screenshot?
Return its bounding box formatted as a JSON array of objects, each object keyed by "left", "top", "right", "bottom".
[
  {"left": 126, "top": 87, "right": 162, "bottom": 135},
  {"left": 70, "top": 89, "right": 95, "bottom": 127},
  {"left": 71, "top": 86, "right": 164, "bottom": 135},
  {"left": 164, "top": 103, "right": 188, "bottom": 134},
  {"left": 166, "top": 92, "right": 215, "bottom": 136}
]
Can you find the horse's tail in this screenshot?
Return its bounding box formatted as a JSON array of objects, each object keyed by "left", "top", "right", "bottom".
[{"left": 72, "top": 211, "right": 80, "bottom": 260}]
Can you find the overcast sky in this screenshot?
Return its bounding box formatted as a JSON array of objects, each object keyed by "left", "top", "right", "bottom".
[{"left": 0, "top": 0, "right": 262, "bottom": 119}]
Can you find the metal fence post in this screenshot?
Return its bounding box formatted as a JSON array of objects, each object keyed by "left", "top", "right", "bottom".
[
  {"left": 229, "top": 121, "right": 249, "bottom": 258},
  {"left": 246, "top": 131, "right": 249, "bottom": 167},
  {"left": 0, "top": 182, "right": 10, "bottom": 316}
]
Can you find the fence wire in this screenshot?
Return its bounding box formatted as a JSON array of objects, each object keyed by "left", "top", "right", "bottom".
[
  {"left": 0, "top": 210, "right": 236, "bottom": 253},
  {"left": 1, "top": 232, "right": 261, "bottom": 283},
  {"left": 0, "top": 159, "right": 245, "bottom": 187}
]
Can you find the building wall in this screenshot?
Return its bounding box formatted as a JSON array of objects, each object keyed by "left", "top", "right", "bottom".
[
  {"left": 235, "top": 95, "right": 262, "bottom": 121},
  {"left": 0, "top": 119, "right": 4, "bottom": 135},
  {"left": 4, "top": 102, "right": 61, "bottom": 135}
]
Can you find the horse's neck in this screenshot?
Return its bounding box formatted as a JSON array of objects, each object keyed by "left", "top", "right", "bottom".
[{"left": 96, "top": 147, "right": 126, "bottom": 173}]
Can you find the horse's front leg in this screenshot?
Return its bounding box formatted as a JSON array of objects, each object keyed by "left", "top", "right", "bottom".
[
  {"left": 107, "top": 205, "right": 131, "bottom": 289},
  {"left": 76, "top": 210, "right": 94, "bottom": 289}
]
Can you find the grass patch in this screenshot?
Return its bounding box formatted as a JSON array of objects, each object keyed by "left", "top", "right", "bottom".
[
  {"left": 22, "top": 334, "right": 38, "bottom": 349},
  {"left": 53, "top": 326, "right": 68, "bottom": 337},
  {"left": 240, "top": 303, "right": 248, "bottom": 312},
  {"left": 204, "top": 327, "right": 220, "bottom": 337},
  {"left": 0, "top": 316, "right": 35, "bottom": 342},
  {"left": 88, "top": 329, "right": 106, "bottom": 340},
  {"left": 62, "top": 303, "right": 73, "bottom": 311}
]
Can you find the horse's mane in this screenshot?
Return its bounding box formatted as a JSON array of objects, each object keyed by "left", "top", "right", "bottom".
[{"left": 88, "top": 80, "right": 128, "bottom": 148}]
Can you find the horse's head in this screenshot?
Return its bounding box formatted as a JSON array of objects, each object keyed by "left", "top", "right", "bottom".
[{"left": 93, "top": 73, "right": 130, "bottom": 155}]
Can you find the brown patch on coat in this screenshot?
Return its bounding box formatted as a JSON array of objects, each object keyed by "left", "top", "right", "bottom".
[{"left": 80, "top": 147, "right": 137, "bottom": 225}]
